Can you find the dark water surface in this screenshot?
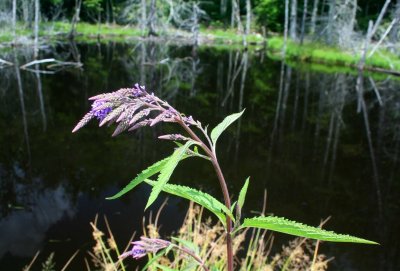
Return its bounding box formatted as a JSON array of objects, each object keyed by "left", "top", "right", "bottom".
[{"left": 0, "top": 42, "right": 399, "bottom": 270}]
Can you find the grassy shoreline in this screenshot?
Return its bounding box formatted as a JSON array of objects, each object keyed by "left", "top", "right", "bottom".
[
  {"left": 1, "top": 22, "right": 400, "bottom": 75},
  {"left": 267, "top": 36, "right": 400, "bottom": 74}
]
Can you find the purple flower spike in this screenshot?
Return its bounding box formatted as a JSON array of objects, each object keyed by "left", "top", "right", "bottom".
[
  {"left": 72, "top": 84, "right": 198, "bottom": 134},
  {"left": 120, "top": 237, "right": 170, "bottom": 260},
  {"left": 132, "top": 83, "right": 145, "bottom": 97},
  {"left": 91, "top": 100, "right": 112, "bottom": 121},
  {"left": 120, "top": 244, "right": 147, "bottom": 259}
]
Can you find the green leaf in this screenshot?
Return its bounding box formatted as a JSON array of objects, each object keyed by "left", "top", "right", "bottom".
[
  {"left": 106, "top": 156, "right": 170, "bottom": 200},
  {"left": 238, "top": 177, "right": 250, "bottom": 210},
  {"left": 145, "top": 141, "right": 196, "bottom": 210},
  {"left": 210, "top": 110, "right": 245, "bottom": 148},
  {"left": 144, "top": 179, "right": 234, "bottom": 227},
  {"left": 240, "top": 216, "right": 379, "bottom": 244},
  {"left": 230, "top": 201, "right": 237, "bottom": 213}
]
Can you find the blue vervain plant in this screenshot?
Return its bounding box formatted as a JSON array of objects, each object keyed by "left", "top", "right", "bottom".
[{"left": 73, "top": 84, "right": 378, "bottom": 271}]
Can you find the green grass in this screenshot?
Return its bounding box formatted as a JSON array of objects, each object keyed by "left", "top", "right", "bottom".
[
  {"left": 2, "top": 22, "right": 400, "bottom": 76},
  {"left": 0, "top": 22, "right": 264, "bottom": 45},
  {"left": 267, "top": 36, "right": 400, "bottom": 72},
  {"left": 200, "top": 26, "right": 264, "bottom": 44}
]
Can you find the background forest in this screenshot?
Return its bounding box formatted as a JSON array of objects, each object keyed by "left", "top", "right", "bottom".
[{"left": 0, "top": 0, "right": 399, "bottom": 47}]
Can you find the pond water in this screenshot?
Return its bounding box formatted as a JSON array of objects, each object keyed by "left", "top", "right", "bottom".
[{"left": 0, "top": 41, "right": 399, "bottom": 270}]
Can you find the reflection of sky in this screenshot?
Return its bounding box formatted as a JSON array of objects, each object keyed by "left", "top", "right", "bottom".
[{"left": 0, "top": 183, "right": 75, "bottom": 258}]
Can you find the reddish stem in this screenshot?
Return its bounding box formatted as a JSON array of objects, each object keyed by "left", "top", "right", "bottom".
[{"left": 178, "top": 120, "right": 234, "bottom": 271}]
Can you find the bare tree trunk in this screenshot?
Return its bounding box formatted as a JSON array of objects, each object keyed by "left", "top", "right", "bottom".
[
  {"left": 327, "top": 0, "right": 335, "bottom": 44},
  {"left": 290, "top": 0, "right": 298, "bottom": 40},
  {"left": 148, "top": 0, "right": 157, "bottom": 36},
  {"left": 349, "top": 0, "right": 358, "bottom": 32},
  {"left": 390, "top": 0, "right": 400, "bottom": 42},
  {"left": 300, "top": 0, "right": 309, "bottom": 44},
  {"left": 12, "top": 0, "right": 17, "bottom": 40},
  {"left": 371, "top": 0, "right": 391, "bottom": 37},
  {"left": 69, "top": 0, "right": 82, "bottom": 39},
  {"left": 246, "top": 0, "right": 251, "bottom": 34},
  {"left": 359, "top": 21, "right": 373, "bottom": 70},
  {"left": 192, "top": 3, "right": 199, "bottom": 46},
  {"left": 231, "top": 0, "right": 243, "bottom": 33},
  {"left": 22, "top": 0, "right": 32, "bottom": 28},
  {"left": 244, "top": 0, "right": 251, "bottom": 46},
  {"left": 97, "top": 6, "right": 101, "bottom": 36},
  {"left": 34, "top": 0, "right": 40, "bottom": 59},
  {"left": 369, "top": 18, "right": 398, "bottom": 57},
  {"left": 284, "top": 0, "right": 289, "bottom": 55},
  {"left": 310, "top": 0, "right": 319, "bottom": 35}
]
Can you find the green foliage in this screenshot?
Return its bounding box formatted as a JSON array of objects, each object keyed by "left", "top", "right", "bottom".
[
  {"left": 106, "top": 156, "right": 170, "bottom": 200},
  {"left": 254, "top": 0, "right": 284, "bottom": 32},
  {"left": 240, "top": 216, "right": 378, "bottom": 244},
  {"left": 144, "top": 179, "right": 234, "bottom": 226},
  {"left": 237, "top": 177, "right": 250, "bottom": 212},
  {"left": 83, "top": 0, "right": 102, "bottom": 10},
  {"left": 211, "top": 110, "right": 245, "bottom": 149},
  {"left": 146, "top": 140, "right": 196, "bottom": 209},
  {"left": 267, "top": 36, "right": 400, "bottom": 72},
  {"left": 41, "top": 253, "right": 56, "bottom": 271}
]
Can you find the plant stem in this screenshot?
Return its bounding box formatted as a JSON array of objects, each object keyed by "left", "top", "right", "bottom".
[
  {"left": 173, "top": 244, "right": 210, "bottom": 271},
  {"left": 178, "top": 120, "right": 234, "bottom": 271}
]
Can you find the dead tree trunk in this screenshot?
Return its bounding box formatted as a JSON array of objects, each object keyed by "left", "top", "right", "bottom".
[
  {"left": 148, "top": 0, "right": 157, "bottom": 36},
  {"left": 244, "top": 0, "right": 251, "bottom": 46},
  {"left": 310, "top": 0, "right": 319, "bottom": 35},
  {"left": 97, "top": 4, "right": 101, "bottom": 36},
  {"left": 390, "top": 0, "right": 400, "bottom": 43},
  {"left": 349, "top": 0, "right": 358, "bottom": 32},
  {"left": 300, "top": 0, "right": 309, "bottom": 44},
  {"left": 12, "top": 0, "right": 17, "bottom": 40},
  {"left": 370, "top": 0, "right": 391, "bottom": 37},
  {"left": 34, "top": 0, "right": 40, "bottom": 58},
  {"left": 22, "top": 0, "right": 32, "bottom": 28},
  {"left": 326, "top": 0, "right": 335, "bottom": 44},
  {"left": 69, "top": 0, "right": 82, "bottom": 39},
  {"left": 231, "top": 0, "right": 243, "bottom": 33},
  {"left": 290, "top": 0, "right": 298, "bottom": 40},
  {"left": 284, "top": 0, "right": 289, "bottom": 55},
  {"left": 192, "top": 2, "right": 199, "bottom": 46}
]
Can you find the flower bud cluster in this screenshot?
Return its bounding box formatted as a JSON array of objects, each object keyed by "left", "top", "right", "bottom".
[{"left": 72, "top": 84, "right": 197, "bottom": 136}]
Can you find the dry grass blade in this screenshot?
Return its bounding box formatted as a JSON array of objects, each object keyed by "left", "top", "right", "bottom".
[
  {"left": 61, "top": 250, "right": 80, "bottom": 271},
  {"left": 84, "top": 257, "right": 91, "bottom": 271},
  {"left": 22, "top": 251, "right": 40, "bottom": 271}
]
